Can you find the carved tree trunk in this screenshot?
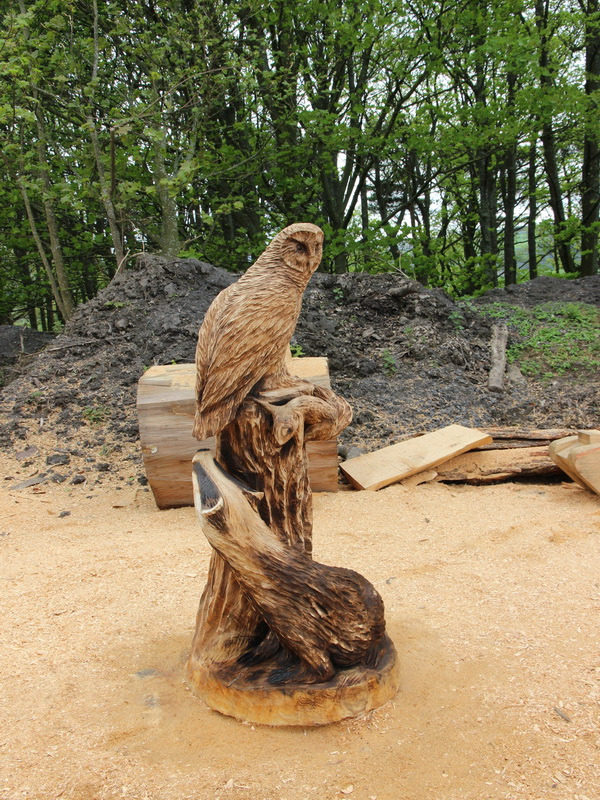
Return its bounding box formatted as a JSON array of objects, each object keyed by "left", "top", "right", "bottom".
[
  {"left": 186, "top": 384, "right": 399, "bottom": 725},
  {"left": 188, "top": 384, "right": 351, "bottom": 669},
  {"left": 186, "top": 222, "right": 398, "bottom": 725}
]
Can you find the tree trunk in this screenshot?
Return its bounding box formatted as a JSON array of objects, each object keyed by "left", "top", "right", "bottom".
[
  {"left": 541, "top": 122, "right": 577, "bottom": 274},
  {"left": 503, "top": 73, "right": 518, "bottom": 287},
  {"left": 580, "top": 0, "right": 600, "bottom": 276},
  {"left": 154, "top": 129, "right": 180, "bottom": 257},
  {"left": 14, "top": 245, "right": 38, "bottom": 329},
  {"left": 536, "top": 0, "right": 577, "bottom": 275},
  {"left": 34, "top": 105, "right": 75, "bottom": 318},
  {"left": 1, "top": 152, "right": 69, "bottom": 322},
  {"left": 460, "top": 174, "right": 481, "bottom": 294},
  {"left": 477, "top": 149, "right": 498, "bottom": 287},
  {"left": 88, "top": 122, "right": 125, "bottom": 269},
  {"left": 528, "top": 141, "right": 538, "bottom": 279}
]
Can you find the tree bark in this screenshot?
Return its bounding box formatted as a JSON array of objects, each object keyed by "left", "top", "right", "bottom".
[
  {"left": 488, "top": 323, "right": 508, "bottom": 392},
  {"left": 536, "top": 0, "right": 577, "bottom": 275},
  {"left": 581, "top": 0, "right": 600, "bottom": 276},
  {"left": 154, "top": 128, "right": 181, "bottom": 257},
  {"left": 1, "top": 151, "right": 68, "bottom": 322},
  {"left": 86, "top": 0, "right": 125, "bottom": 270},
  {"left": 503, "top": 73, "right": 518, "bottom": 287},
  {"left": 527, "top": 141, "right": 539, "bottom": 279},
  {"left": 435, "top": 446, "right": 560, "bottom": 483},
  {"left": 34, "top": 104, "right": 75, "bottom": 319}
]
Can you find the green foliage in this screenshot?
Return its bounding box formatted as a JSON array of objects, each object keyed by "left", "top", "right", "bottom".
[
  {"left": 479, "top": 302, "right": 600, "bottom": 378},
  {"left": 82, "top": 404, "right": 111, "bottom": 425},
  {"left": 381, "top": 349, "right": 397, "bottom": 376},
  {"left": 26, "top": 389, "right": 44, "bottom": 405},
  {"left": 0, "top": 0, "right": 597, "bottom": 329},
  {"left": 448, "top": 310, "right": 465, "bottom": 331}
]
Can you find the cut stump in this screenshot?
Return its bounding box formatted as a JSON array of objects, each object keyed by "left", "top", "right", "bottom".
[
  {"left": 186, "top": 634, "right": 399, "bottom": 727},
  {"left": 137, "top": 358, "right": 338, "bottom": 508}
]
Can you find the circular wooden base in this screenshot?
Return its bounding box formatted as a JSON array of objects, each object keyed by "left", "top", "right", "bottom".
[{"left": 185, "top": 636, "right": 399, "bottom": 727}]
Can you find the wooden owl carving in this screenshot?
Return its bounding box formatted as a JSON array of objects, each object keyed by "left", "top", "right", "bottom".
[{"left": 193, "top": 222, "right": 324, "bottom": 441}]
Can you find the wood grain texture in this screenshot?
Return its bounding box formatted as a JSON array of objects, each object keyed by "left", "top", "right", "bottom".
[
  {"left": 186, "top": 402, "right": 398, "bottom": 724},
  {"left": 186, "top": 634, "right": 399, "bottom": 727},
  {"left": 137, "top": 359, "right": 338, "bottom": 507},
  {"left": 193, "top": 223, "right": 324, "bottom": 441},
  {"left": 474, "top": 426, "right": 576, "bottom": 450},
  {"left": 434, "top": 446, "right": 560, "bottom": 483},
  {"left": 550, "top": 430, "right": 600, "bottom": 494},
  {"left": 191, "top": 448, "right": 385, "bottom": 684},
  {"left": 188, "top": 386, "right": 354, "bottom": 675},
  {"left": 488, "top": 323, "right": 508, "bottom": 392},
  {"left": 185, "top": 224, "right": 398, "bottom": 725},
  {"left": 340, "top": 424, "right": 493, "bottom": 490}
]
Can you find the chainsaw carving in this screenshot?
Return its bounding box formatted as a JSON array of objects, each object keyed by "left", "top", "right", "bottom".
[
  {"left": 186, "top": 223, "right": 399, "bottom": 726},
  {"left": 193, "top": 222, "right": 324, "bottom": 441}
]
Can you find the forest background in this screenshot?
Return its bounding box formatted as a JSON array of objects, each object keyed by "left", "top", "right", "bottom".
[{"left": 0, "top": 0, "right": 598, "bottom": 331}]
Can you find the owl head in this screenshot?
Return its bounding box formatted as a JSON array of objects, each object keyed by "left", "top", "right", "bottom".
[{"left": 276, "top": 223, "right": 324, "bottom": 276}]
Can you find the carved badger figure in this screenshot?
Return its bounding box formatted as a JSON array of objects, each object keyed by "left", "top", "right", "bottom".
[{"left": 192, "top": 449, "right": 386, "bottom": 685}]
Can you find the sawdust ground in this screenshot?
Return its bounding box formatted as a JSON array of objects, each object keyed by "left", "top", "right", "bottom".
[{"left": 1, "top": 467, "right": 599, "bottom": 800}]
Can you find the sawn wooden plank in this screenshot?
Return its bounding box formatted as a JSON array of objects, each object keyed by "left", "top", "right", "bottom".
[{"left": 340, "top": 424, "right": 493, "bottom": 491}]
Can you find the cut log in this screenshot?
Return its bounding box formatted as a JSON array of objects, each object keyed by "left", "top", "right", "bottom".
[
  {"left": 475, "top": 426, "right": 577, "bottom": 450},
  {"left": 339, "top": 424, "right": 493, "bottom": 491},
  {"left": 434, "top": 446, "right": 560, "bottom": 483},
  {"left": 488, "top": 323, "right": 508, "bottom": 392},
  {"left": 549, "top": 430, "right": 600, "bottom": 495},
  {"left": 483, "top": 426, "right": 576, "bottom": 440},
  {"left": 137, "top": 358, "right": 338, "bottom": 509}
]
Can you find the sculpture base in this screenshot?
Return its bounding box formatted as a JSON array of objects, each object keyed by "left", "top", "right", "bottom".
[{"left": 185, "top": 635, "right": 399, "bottom": 727}]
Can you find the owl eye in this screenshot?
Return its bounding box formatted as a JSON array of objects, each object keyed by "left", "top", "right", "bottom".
[{"left": 294, "top": 241, "right": 307, "bottom": 254}]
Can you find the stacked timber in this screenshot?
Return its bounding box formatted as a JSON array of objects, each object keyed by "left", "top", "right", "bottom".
[
  {"left": 340, "top": 426, "right": 583, "bottom": 489},
  {"left": 339, "top": 424, "right": 492, "bottom": 490},
  {"left": 425, "top": 427, "right": 580, "bottom": 484}
]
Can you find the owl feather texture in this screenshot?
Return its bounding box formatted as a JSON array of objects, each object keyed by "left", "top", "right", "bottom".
[{"left": 193, "top": 222, "right": 324, "bottom": 441}]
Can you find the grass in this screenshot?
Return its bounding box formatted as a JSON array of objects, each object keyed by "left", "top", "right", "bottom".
[
  {"left": 82, "top": 404, "right": 111, "bottom": 425},
  {"left": 478, "top": 301, "right": 600, "bottom": 379},
  {"left": 381, "top": 348, "right": 397, "bottom": 376}
]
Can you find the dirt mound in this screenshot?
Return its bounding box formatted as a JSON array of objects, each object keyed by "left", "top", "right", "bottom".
[
  {"left": 1, "top": 256, "right": 598, "bottom": 488},
  {"left": 0, "top": 325, "right": 56, "bottom": 385},
  {"left": 473, "top": 274, "right": 600, "bottom": 307}
]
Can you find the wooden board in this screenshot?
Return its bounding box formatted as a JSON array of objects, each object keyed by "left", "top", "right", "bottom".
[
  {"left": 549, "top": 435, "right": 588, "bottom": 489},
  {"left": 137, "top": 358, "right": 339, "bottom": 509},
  {"left": 339, "top": 424, "right": 493, "bottom": 491},
  {"left": 550, "top": 430, "right": 600, "bottom": 495}
]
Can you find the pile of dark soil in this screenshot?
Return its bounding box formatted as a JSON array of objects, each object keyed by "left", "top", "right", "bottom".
[
  {"left": 0, "top": 325, "right": 56, "bottom": 386},
  {"left": 1, "top": 257, "right": 598, "bottom": 488},
  {"left": 474, "top": 274, "right": 600, "bottom": 307}
]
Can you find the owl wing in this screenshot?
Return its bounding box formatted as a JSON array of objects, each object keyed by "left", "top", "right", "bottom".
[{"left": 193, "top": 283, "right": 299, "bottom": 440}]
